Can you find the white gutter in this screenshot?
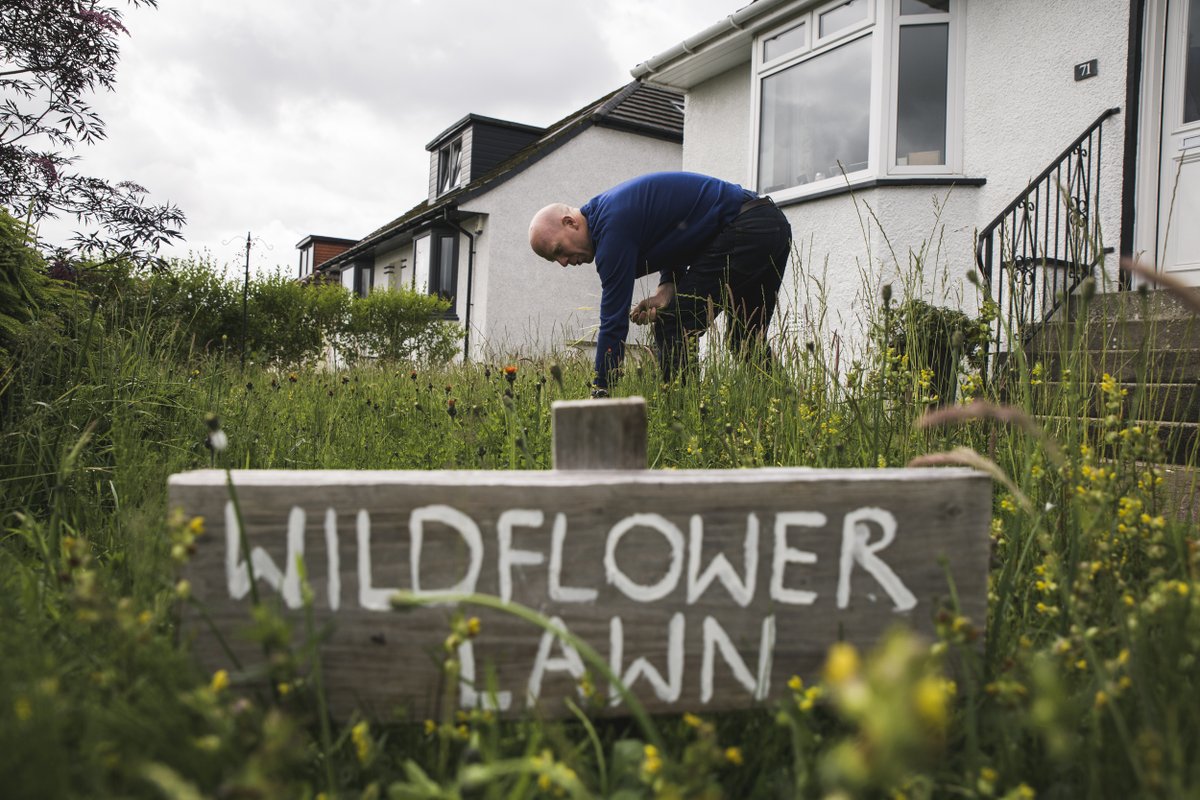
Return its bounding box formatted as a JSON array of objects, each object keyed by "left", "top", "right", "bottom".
[{"left": 630, "top": 0, "right": 796, "bottom": 79}]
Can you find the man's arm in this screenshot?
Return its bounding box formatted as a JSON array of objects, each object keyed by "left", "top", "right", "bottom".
[
  {"left": 593, "top": 241, "right": 639, "bottom": 390},
  {"left": 630, "top": 282, "right": 675, "bottom": 325}
]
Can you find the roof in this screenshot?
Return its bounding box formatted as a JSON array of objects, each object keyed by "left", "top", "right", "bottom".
[
  {"left": 426, "top": 113, "right": 546, "bottom": 151},
  {"left": 295, "top": 234, "right": 358, "bottom": 249},
  {"left": 629, "top": 0, "right": 796, "bottom": 90},
  {"left": 318, "top": 80, "right": 684, "bottom": 272}
]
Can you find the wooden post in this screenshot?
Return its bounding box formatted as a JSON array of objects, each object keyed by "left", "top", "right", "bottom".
[{"left": 552, "top": 397, "right": 647, "bottom": 471}]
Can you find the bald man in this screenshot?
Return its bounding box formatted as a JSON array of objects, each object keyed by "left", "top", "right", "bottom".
[{"left": 529, "top": 171, "right": 790, "bottom": 394}]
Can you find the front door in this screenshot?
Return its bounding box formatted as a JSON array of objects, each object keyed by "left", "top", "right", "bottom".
[{"left": 1156, "top": 0, "right": 1200, "bottom": 285}]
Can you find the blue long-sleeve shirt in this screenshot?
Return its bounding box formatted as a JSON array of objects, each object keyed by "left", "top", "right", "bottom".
[{"left": 580, "top": 172, "right": 751, "bottom": 388}]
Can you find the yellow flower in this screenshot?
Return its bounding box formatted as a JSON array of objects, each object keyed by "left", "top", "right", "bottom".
[
  {"left": 682, "top": 712, "right": 702, "bottom": 728},
  {"left": 1094, "top": 690, "right": 1109, "bottom": 709},
  {"left": 210, "top": 669, "right": 229, "bottom": 693},
  {"left": 724, "top": 746, "right": 744, "bottom": 765},
  {"left": 352, "top": 720, "right": 372, "bottom": 765},
  {"left": 537, "top": 773, "right": 552, "bottom": 792},
  {"left": 188, "top": 516, "right": 205, "bottom": 536},
  {"left": 466, "top": 616, "right": 482, "bottom": 636},
  {"left": 14, "top": 697, "right": 32, "bottom": 722},
  {"left": 980, "top": 767, "right": 998, "bottom": 783},
  {"left": 787, "top": 675, "right": 803, "bottom": 692},
  {"left": 914, "top": 675, "right": 951, "bottom": 730},
  {"left": 823, "top": 642, "right": 860, "bottom": 686},
  {"left": 423, "top": 719, "right": 436, "bottom": 735}
]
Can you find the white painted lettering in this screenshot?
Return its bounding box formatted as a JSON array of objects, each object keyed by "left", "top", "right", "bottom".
[
  {"left": 497, "top": 509, "right": 546, "bottom": 603},
  {"left": 608, "top": 613, "right": 685, "bottom": 704},
  {"left": 526, "top": 616, "right": 586, "bottom": 703},
  {"left": 325, "top": 508, "right": 340, "bottom": 611},
  {"left": 457, "top": 640, "right": 513, "bottom": 711},
  {"left": 549, "top": 513, "right": 598, "bottom": 602},
  {"left": 225, "top": 500, "right": 303, "bottom": 609},
  {"left": 410, "top": 505, "right": 483, "bottom": 599},
  {"left": 770, "top": 512, "right": 824, "bottom": 605},
  {"left": 838, "top": 507, "right": 917, "bottom": 612},
  {"left": 605, "top": 513, "right": 684, "bottom": 602},
  {"left": 357, "top": 509, "right": 395, "bottom": 611},
  {"left": 687, "top": 513, "right": 758, "bottom": 607},
  {"left": 700, "top": 615, "right": 775, "bottom": 703}
]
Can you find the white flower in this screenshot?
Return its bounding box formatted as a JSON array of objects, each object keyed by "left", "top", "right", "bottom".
[{"left": 207, "top": 430, "right": 228, "bottom": 452}]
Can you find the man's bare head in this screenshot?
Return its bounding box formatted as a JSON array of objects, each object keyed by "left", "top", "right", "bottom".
[{"left": 529, "top": 203, "right": 594, "bottom": 267}]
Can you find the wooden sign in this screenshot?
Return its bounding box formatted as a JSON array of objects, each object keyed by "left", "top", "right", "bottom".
[{"left": 170, "top": 452, "right": 990, "bottom": 719}]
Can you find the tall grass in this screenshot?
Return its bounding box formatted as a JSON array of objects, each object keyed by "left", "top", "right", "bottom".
[{"left": 0, "top": 247, "right": 1197, "bottom": 798}]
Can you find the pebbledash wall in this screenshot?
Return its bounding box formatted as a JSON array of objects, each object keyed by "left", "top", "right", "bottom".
[
  {"left": 370, "top": 125, "right": 679, "bottom": 361},
  {"left": 678, "top": 0, "right": 1131, "bottom": 357}
]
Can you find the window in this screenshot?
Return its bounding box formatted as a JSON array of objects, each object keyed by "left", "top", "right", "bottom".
[
  {"left": 752, "top": 0, "right": 960, "bottom": 199},
  {"left": 298, "top": 246, "right": 310, "bottom": 279},
  {"left": 437, "top": 138, "right": 463, "bottom": 194},
  {"left": 429, "top": 230, "right": 458, "bottom": 302}
]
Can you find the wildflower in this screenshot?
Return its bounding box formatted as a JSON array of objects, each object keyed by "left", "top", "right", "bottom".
[
  {"left": 1094, "top": 690, "right": 1109, "bottom": 709},
  {"left": 210, "top": 669, "right": 229, "bottom": 693},
  {"left": 288, "top": 372, "right": 298, "bottom": 383},
  {"left": 537, "top": 773, "right": 552, "bottom": 792},
  {"left": 447, "top": 398, "right": 457, "bottom": 419},
  {"left": 641, "top": 744, "right": 663, "bottom": 777},
  {"left": 549, "top": 362, "right": 563, "bottom": 388},
  {"left": 277, "top": 681, "right": 292, "bottom": 696},
  {"left": 175, "top": 579, "right": 191, "bottom": 599},
  {"left": 914, "top": 675, "right": 952, "bottom": 730},
  {"left": 683, "top": 712, "right": 702, "bottom": 728},
  {"left": 504, "top": 364, "right": 518, "bottom": 383},
  {"left": 423, "top": 719, "right": 436, "bottom": 735},
  {"left": 787, "top": 675, "right": 803, "bottom": 692},
  {"left": 725, "top": 746, "right": 743, "bottom": 765},
  {"left": 823, "top": 642, "right": 860, "bottom": 686},
  {"left": 466, "top": 616, "right": 481, "bottom": 637},
  {"left": 188, "top": 516, "right": 205, "bottom": 536},
  {"left": 204, "top": 413, "right": 227, "bottom": 452},
  {"left": 14, "top": 697, "right": 32, "bottom": 722},
  {"left": 352, "top": 720, "right": 372, "bottom": 765}
]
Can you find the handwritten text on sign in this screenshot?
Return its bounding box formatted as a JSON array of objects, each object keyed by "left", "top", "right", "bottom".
[{"left": 169, "top": 468, "right": 990, "bottom": 718}]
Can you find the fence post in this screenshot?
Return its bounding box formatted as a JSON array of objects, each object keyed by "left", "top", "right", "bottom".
[{"left": 552, "top": 397, "right": 647, "bottom": 470}]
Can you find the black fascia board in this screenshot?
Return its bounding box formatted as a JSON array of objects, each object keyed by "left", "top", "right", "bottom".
[{"left": 425, "top": 113, "right": 546, "bottom": 151}]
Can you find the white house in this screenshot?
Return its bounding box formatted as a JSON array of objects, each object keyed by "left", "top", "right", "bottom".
[
  {"left": 312, "top": 81, "right": 683, "bottom": 361},
  {"left": 629, "top": 0, "right": 1199, "bottom": 353}
]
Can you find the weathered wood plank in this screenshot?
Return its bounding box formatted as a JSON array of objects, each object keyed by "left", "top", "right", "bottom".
[
  {"left": 552, "top": 398, "right": 647, "bottom": 470},
  {"left": 169, "top": 467, "right": 990, "bottom": 720}
]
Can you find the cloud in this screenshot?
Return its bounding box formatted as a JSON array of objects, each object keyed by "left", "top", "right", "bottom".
[{"left": 38, "top": 0, "right": 739, "bottom": 273}]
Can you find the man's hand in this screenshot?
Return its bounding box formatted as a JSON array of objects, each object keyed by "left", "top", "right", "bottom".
[{"left": 630, "top": 283, "right": 676, "bottom": 325}]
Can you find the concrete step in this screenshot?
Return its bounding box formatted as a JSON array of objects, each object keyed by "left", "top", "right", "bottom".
[
  {"left": 1068, "top": 287, "right": 1200, "bottom": 322},
  {"left": 1014, "top": 348, "right": 1200, "bottom": 383},
  {"left": 1041, "top": 416, "right": 1199, "bottom": 466},
  {"left": 1031, "top": 317, "right": 1199, "bottom": 354},
  {"left": 1035, "top": 381, "right": 1200, "bottom": 423}
]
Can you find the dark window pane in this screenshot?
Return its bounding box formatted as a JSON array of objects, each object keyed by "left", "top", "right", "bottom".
[
  {"left": 900, "top": 0, "right": 949, "bottom": 14},
  {"left": 819, "top": 0, "right": 867, "bottom": 38},
  {"left": 896, "top": 23, "right": 949, "bottom": 166},
  {"left": 1186, "top": 0, "right": 1200, "bottom": 122},
  {"left": 764, "top": 21, "right": 806, "bottom": 61},
  {"left": 758, "top": 34, "right": 872, "bottom": 192},
  {"left": 436, "top": 234, "right": 456, "bottom": 298},
  {"left": 438, "top": 140, "right": 462, "bottom": 193}
]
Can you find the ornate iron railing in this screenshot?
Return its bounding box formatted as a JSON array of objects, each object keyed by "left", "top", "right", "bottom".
[{"left": 975, "top": 107, "right": 1120, "bottom": 372}]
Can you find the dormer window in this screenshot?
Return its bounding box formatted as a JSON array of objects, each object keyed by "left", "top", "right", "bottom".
[{"left": 437, "top": 138, "right": 463, "bottom": 194}]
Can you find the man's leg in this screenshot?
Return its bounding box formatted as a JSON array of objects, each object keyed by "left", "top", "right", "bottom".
[{"left": 724, "top": 204, "right": 790, "bottom": 363}]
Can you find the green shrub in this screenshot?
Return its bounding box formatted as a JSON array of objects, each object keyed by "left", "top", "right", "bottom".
[
  {"left": 340, "top": 286, "right": 461, "bottom": 365},
  {"left": 877, "top": 296, "right": 987, "bottom": 404}
]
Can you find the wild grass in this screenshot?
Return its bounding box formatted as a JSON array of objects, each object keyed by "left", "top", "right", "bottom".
[{"left": 0, "top": 254, "right": 1198, "bottom": 798}]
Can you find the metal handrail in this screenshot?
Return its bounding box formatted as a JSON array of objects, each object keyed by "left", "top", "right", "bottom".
[{"left": 975, "top": 107, "right": 1120, "bottom": 373}]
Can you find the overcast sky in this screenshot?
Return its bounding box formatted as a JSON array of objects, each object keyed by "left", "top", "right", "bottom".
[{"left": 38, "top": 0, "right": 741, "bottom": 277}]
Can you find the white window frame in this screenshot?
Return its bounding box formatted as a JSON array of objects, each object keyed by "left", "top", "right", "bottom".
[
  {"left": 437, "top": 138, "right": 463, "bottom": 195},
  {"left": 749, "top": 0, "right": 964, "bottom": 202},
  {"left": 885, "top": 0, "right": 963, "bottom": 177}
]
